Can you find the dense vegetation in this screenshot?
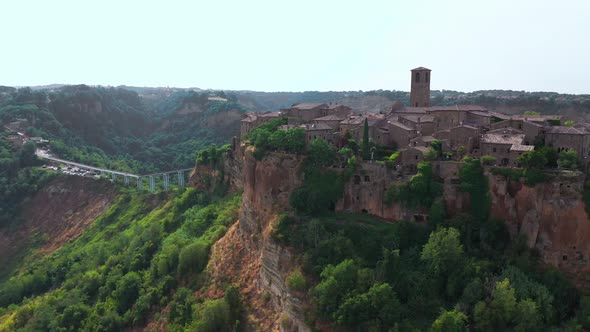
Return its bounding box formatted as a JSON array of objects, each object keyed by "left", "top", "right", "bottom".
[
  {"left": 274, "top": 151, "right": 586, "bottom": 331},
  {"left": 0, "top": 130, "right": 55, "bottom": 228},
  {"left": 0, "top": 186, "right": 242, "bottom": 331}
]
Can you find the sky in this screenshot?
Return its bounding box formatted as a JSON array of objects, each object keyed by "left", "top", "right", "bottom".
[{"left": 1, "top": 0, "right": 589, "bottom": 94}]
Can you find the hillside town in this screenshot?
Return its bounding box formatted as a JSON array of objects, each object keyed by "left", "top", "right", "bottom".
[{"left": 240, "top": 67, "right": 590, "bottom": 172}]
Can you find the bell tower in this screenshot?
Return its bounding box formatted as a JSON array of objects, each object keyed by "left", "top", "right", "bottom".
[{"left": 410, "top": 67, "right": 431, "bottom": 107}]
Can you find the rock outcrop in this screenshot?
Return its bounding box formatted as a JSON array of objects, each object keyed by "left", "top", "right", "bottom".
[
  {"left": 488, "top": 170, "right": 590, "bottom": 290},
  {"left": 206, "top": 146, "right": 310, "bottom": 331}
]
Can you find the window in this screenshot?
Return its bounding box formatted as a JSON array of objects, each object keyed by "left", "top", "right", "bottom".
[
  {"left": 493, "top": 147, "right": 496, "bottom": 152},
  {"left": 425, "top": 72, "right": 429, "bottom": 82},
  {"left": 415, "top": 102, "right": 419, "bottom": 107},
  {"left": 415, "top": 155, "right": 418, "bottom": 160},
  {"left": 364, "top": 175, "right": 370, "bottom": 182},
  {"left": 415, "top": 72, "right": 420, "bottom": 83}
]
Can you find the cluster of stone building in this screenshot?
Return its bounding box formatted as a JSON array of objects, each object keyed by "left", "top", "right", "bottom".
[{"left": 241, "top": 67, "right": 590, "bottom": 171}]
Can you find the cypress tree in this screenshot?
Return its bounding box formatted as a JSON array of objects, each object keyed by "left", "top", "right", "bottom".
[{"left": 362, "top": 118, "right": 370, "bottom": 160}]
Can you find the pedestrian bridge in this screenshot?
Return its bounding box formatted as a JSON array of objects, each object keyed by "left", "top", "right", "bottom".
[{"left": 36, "top": 152, "right": 193, "bottom": 192}]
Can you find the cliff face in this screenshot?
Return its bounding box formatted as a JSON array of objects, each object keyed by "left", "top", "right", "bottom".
[
  {"left": 488, "top": 171, "right": 590, "bottom": 290},
  {"left": 0, "top": 177, "right": 118, "bottom": 274},
  {"left": 206, "top": 146, "right": 310, "bottom": 332}
]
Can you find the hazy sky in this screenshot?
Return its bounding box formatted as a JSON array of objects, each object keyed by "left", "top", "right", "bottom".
[{"left": 2, "top": 0, "right": 589, "bottom": 93}]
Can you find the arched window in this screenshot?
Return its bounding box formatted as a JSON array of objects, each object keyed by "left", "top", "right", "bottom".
[{"left": 415, "top": 72, "right": 420, "bottom": 83}]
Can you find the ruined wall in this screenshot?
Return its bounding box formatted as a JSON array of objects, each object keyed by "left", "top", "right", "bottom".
[
  {"left": 335, "top": 162, "right": 424, "bottom": 220},
  {"left": 488, "top": 170, "right": 590, "bottom": 290}
]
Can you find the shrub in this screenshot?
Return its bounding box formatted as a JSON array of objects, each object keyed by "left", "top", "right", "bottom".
[
  {"left": 286, "top": 269, "right": 307, "bottom": 291},
  {"left": 481, "top": 155, "right": 497, "bottom": 166},
  {"left": 177, "top": 241, "right": 209, "bottom": 276}
]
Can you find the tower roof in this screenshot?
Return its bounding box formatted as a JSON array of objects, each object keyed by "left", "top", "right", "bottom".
[{"left": 411, "top": 66, "right": 431, "bottom": 71}]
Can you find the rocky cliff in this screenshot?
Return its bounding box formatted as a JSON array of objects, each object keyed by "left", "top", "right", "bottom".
[
  {"left": 488, "top": 170, "right": 590, "bottom": 290},
  {"left": 206, "top": 146, "right": 310, "bottom": 331}
]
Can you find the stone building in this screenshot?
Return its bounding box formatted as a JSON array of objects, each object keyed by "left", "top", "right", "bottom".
[
  {"left": 410, "top": 67, "right": 431, "bottom": 107},
  {"left": 240, "top": 111, "right": 283, "bottom": 137},
  {"left": 545, "top": 125, "right": 590, "bottom": 160},
  {"left": 312, "top": 114, "right": 345, "bottom": 130},
  {"left": 449, "top": 125, "right": 480, "bottom": 153},
  {"left": 388, "top": 120, "right": 418, "bottom": 149},
  {"left": 300, "top": 123, "right": 334, "bottom": 144},
  {"left": 480, "top": 128, "right": 528, "bottom": 166}
]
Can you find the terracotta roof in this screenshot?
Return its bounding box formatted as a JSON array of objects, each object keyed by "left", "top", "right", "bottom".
[
  {"left": 547, "top": 126, "right": 589, "bottom": 135},
  {"left": 452, "top": 124, "right": 478, "bottom": 131},
  {"left": 258, "top": 111, "right": 281, "bottom": 118},
  {"left": 488, "top": 127, "right": 523, "bottom": 135},
  {"left": 324, "top": 103, "right": 351, "bottom": 110},
  {"left": 400, "top": 115, "right": 435, "bottom": 123},
  {"left": 481, "top": 133, "right": 524, "bottom": 145},
  {"left": 388, "top": 121, "right": 414, "bottom": 132},
  {"left": 469, "top": 110, "right": 491, "bottom": 117},
  {"left": 411, "top": 67, "right": 431, "bottom": 71},
  {"left": 510, "top": 144, "right": 535, "bottom": 152},
  {"left": 291, "top": 103, "right": 327, "bottom": 110},
  {"left": 313, "top": 114, "right": 345, "bottom": 121},
  {"left": 300, "top": 123, "right": 333, "bottom": 131},
  {"left": 340, "top": 116, "right": 364, "bottom": 125},
  {"left": 489, "top": 112, "right": 511, "bottom": 120},
  {"left": 512, "top": 114, "right": 563, "bottom": 122}
]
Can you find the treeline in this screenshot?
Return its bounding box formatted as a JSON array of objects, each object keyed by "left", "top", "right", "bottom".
[{"left": 0, "top": 86, "right": 248, "bottom": 174}]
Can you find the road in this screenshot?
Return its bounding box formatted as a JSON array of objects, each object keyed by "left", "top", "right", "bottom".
[{"left": 35, "top": 149, "right": 140, "bottom": 178}]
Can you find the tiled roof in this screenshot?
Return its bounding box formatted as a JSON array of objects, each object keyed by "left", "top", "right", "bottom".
[
  {"left": 300, "top": 123, "right": 333, "bottom": 131},
  {"left": 389, "top": 121, "right": 414, "bottom": 132},
  {"left": 487, "top": 127, "right": 523, "bottom": 135},
  {"left": 258, "top": 111, "right": 281, "bottom": 118},
  {"left": 324, "top": 103, "right": 351, "bottom": 110},
  {"left": 313, "top": 114, "right": 345, "bottom": 121},
  {"left": 489, "top": 112, "right": 511, "bottom": 120},
  {"left": 547, "top": 126, "right": 588, "bottom": 135},
  {"left": 291, "top": 103, "right": 327, "bottom": 110},
  {"left": 481, "top": 133, "right": 524, "bottom": 145},
  {"left": 469, "top": 110, "right": 491, "bottom": 117},
  {"left": 400, "top": 115, "right": 435, "bottom": 123},
  {"left": 510, "top": 144, "right": 535, "bottom": 152},
  {"left": 452, "top": 124, "right": 478, "bottom": 131}
]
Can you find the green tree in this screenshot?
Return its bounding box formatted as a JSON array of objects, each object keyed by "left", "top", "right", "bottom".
[
  {"left": 335, "top": 283, "right": 401, "bottom": 329},
  {"left": 474, "top": 279, "right": 517, "bottom": 331},
  {"left": 430, "top": 309, "right": 468, "bottom": 332},
  {"left": 19, "top": 141, "right": 37, "bottom": 167},
  {"left": 564, "top": 120, "right": 575, "bottom": 126},
  {"left": 177, "top": 241, "right": 209, "bottom": 275},
  {"left": 421, "top": 227, "right": 464, "bottom": 275},
  {"left": 308, "top": 137, "right": 335, "bottom": 167},
  {"left": 113, "top": 272, "right": 142, "bottom": 313},
  {"left": 516, "top": 150, "right": 547, "bottom": 169},
  {"left": 558, "top": 150, "right": 579, "bottom": 170},
  {"left": 424, "top": 147, "right": 438, "bottom": 161},
  {"left": 361, "top": 118, "right": 370, "bottom": 160}
]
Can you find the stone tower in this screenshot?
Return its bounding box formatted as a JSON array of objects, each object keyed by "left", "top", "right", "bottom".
[{"left": 410, "top": 67, "right": 431, "bottom": 107}]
